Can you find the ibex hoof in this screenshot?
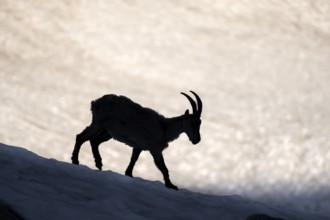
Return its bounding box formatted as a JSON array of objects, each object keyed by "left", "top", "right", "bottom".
[
  {"left": 96, "top": 162, "right": 103, "bottom": 171},
  {"left": 71, "top": 157, "right": 79, "bottom": 165},
  {"left": 125, "top": 171, "right": 133, "bottom": 177},
  {"left": 165, "top": 183, "right": 178, "bottom": 190}
]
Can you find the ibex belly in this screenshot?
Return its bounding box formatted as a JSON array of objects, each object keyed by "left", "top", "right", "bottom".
[{"left": 105, "top": 116, "right": 165, "bottom": 151}]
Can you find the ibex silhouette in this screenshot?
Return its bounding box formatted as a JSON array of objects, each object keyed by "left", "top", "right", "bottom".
[{"left": 71, "top": 91, "right": 203, "bottom": 190}]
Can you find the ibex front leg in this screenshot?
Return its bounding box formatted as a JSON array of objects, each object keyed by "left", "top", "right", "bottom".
[
  {"left": 150, "top": 150, "right": 178, "bottom": 190},
  {"left": 125, "top": 148, "right": 142, "bottom": 177}
]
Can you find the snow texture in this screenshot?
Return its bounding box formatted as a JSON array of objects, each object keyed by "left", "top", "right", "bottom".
[
  {"left": 1, "top": 0, "right": 330, "bottom": 218},
  {"left": 0, "top": 143, "right": 326, "bottom": 220}
]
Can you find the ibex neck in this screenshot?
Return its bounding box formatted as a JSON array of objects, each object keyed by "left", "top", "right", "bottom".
[{"left": 164, "top": 115, "right": 185, "bottom": 143}]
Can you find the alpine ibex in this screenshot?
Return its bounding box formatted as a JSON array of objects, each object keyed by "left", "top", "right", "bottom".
[{"left": 71, "top": 91, "right": 203, "bottom": 190}]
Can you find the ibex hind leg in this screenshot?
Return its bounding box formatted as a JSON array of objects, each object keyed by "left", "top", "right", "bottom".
[
  {"left": 90, "top": 130, "right": 112, "bottom": 170},
  {"left": 71, "top": 125, "right": 100, "bottom": 165}
]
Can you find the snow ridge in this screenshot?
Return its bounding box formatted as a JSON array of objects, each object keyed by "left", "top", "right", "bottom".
[{"left": 0, "top": 143, "right": 326, "bottom": 220}]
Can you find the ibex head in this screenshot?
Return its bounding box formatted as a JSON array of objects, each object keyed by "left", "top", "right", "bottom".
[{"left": 181, "top": 91, "right": 203, "bottom": 145}]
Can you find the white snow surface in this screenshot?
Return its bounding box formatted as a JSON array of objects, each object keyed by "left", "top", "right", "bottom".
[
  {"left": 0, "top": 143, "right": 325, "bottom": 220},
  {"left": 1, "top": 0, "right": 330, "bottom": 218}
]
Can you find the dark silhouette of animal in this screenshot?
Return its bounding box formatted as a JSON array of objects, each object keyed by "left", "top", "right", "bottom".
[{"left": 71, "top": 91, "right": 203, "bottom": 190}]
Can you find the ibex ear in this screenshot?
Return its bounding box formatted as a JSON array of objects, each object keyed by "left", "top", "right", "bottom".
[{"left": 184, "top": 109, "right": 189, "bottom": 116}]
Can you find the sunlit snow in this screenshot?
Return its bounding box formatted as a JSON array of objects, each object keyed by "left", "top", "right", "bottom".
[{"left": 1, "top": 0, "right": 330, "bottom": 218}]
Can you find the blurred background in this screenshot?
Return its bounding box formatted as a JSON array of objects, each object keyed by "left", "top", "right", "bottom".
[{"left": 1, "top": 0, "right": 330, "bottom": 215}]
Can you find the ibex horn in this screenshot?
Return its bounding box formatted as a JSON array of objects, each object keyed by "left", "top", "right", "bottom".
[
  {"left": 181, "top": 92, "right": 197, "bottom": 115},
  {"left": 190, "top": 90, "right": 202, "bottom": 116}
]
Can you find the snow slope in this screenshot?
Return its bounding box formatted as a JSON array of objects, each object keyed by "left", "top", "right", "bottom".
[
  {"left": 1, "top": 0, "right": 330, "bottom": 217},
  {"left": 0, "top": 143, "right": 326, "bottom": 220}
]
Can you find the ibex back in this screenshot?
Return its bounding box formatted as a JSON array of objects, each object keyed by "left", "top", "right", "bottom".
[{"left": 71, "top": 91, "right": 203, "bottom": 190}]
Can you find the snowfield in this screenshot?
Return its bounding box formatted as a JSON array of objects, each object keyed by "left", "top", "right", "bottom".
[
  {"left": 0, "top": 143, "right": 326, "bottom": 220},
  {"left": 1, "top": 0, "right": 330, "bottom": 218}
]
